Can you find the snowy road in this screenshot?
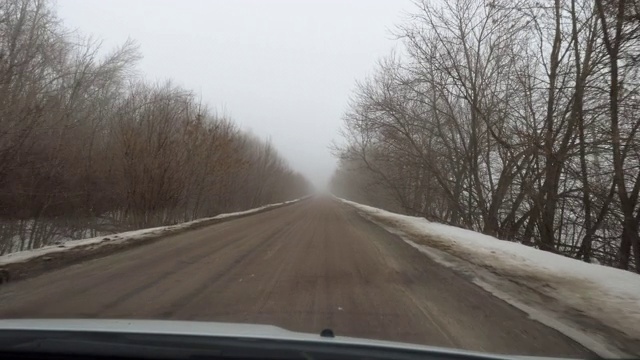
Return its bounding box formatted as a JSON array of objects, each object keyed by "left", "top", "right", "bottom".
[{"left": 0, "top": 197, "right": 592, "bottom": 357}]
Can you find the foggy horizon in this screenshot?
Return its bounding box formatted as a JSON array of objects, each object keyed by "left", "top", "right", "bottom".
[
  {"left": 56, "top": 0, "right": 413, "bottom": 188},
  {"left": 2, "top": 0, "right": 638, "bottom": 354}
]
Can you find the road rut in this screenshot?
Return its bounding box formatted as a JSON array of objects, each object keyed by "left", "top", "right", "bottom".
[{"left": 0, "top": 198, "right": 592, "bottom": 357}]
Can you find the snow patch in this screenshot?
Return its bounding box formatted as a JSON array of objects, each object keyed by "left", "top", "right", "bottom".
[
  {"left": 0, "top": 198, "right": 302, "bottom": 267},
  {"left": 339, "top": 198, "right": 640, "bottom": 357}
]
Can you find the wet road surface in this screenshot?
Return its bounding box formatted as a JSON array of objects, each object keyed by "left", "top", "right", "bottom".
[{"left": 0, "top": 197, "right": 592, "bottom": 357}]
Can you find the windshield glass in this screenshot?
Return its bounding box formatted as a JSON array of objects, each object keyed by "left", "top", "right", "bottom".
[{"left": 0, "top": 0, "right": 638, "bottom": 359}]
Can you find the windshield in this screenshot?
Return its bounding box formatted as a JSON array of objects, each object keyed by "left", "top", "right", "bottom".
[{"left": 0, "top": 0, "right": 638, "bottom": 359}]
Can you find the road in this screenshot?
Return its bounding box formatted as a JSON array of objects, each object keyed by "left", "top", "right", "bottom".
[{"left": 0, "top": 197, "right": 591, "bottom": 357}]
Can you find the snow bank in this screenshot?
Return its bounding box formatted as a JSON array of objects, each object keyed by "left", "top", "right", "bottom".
[
  {"left": 340, "top": 198, "right": 640, "bottom": 357},
  {"left": 0, "top": 198, "right": 302, "bottom": 267}
]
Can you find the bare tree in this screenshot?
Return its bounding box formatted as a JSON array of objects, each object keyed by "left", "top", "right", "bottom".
[
  {"left": 333, "top": 0, "right": 640, "bottom": 271},
  {"left": 0, "top": 0, "right": 310, "bottom": 254}
]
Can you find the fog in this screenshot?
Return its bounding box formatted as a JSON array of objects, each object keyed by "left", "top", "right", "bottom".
[{"left": 56, "top": 0, "right": 412, "bottom": 188}]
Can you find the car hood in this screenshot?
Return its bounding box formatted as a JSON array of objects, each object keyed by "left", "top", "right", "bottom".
[{"left": 0, "top": 319, "right": 569, "bottom": 360}]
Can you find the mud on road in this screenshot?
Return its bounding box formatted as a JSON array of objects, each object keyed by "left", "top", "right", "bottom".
[
  {"left": 0, "top": 200, "right": 301, "bottom": 284},
  {"left": 0, "top": 197, "right": 592, "bottom": 358}
]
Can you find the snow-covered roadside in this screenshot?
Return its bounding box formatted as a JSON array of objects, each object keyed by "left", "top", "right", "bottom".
[
  {"left": 0, "top": 198, "right": 303, "bottom": 267},
  {"left": 339, "top": 198, "right": 640, "bottom": 358}
]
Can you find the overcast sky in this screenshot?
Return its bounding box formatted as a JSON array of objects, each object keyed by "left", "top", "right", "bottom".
[{"left": 56, "top": 0, "right": 413, "bottom": 188}]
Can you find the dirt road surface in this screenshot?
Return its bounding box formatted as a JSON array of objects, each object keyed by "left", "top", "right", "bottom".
[{"left": 0, "top": 198, "right": 592, "bottom": 357}]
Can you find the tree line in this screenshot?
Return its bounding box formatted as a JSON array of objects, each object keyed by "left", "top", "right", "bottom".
[
  {"left": 332, "top": 0, "right": 640, "bottom": 271},
  {"left": 0, "top": 0, "right": 309, "bottom": 254}
]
